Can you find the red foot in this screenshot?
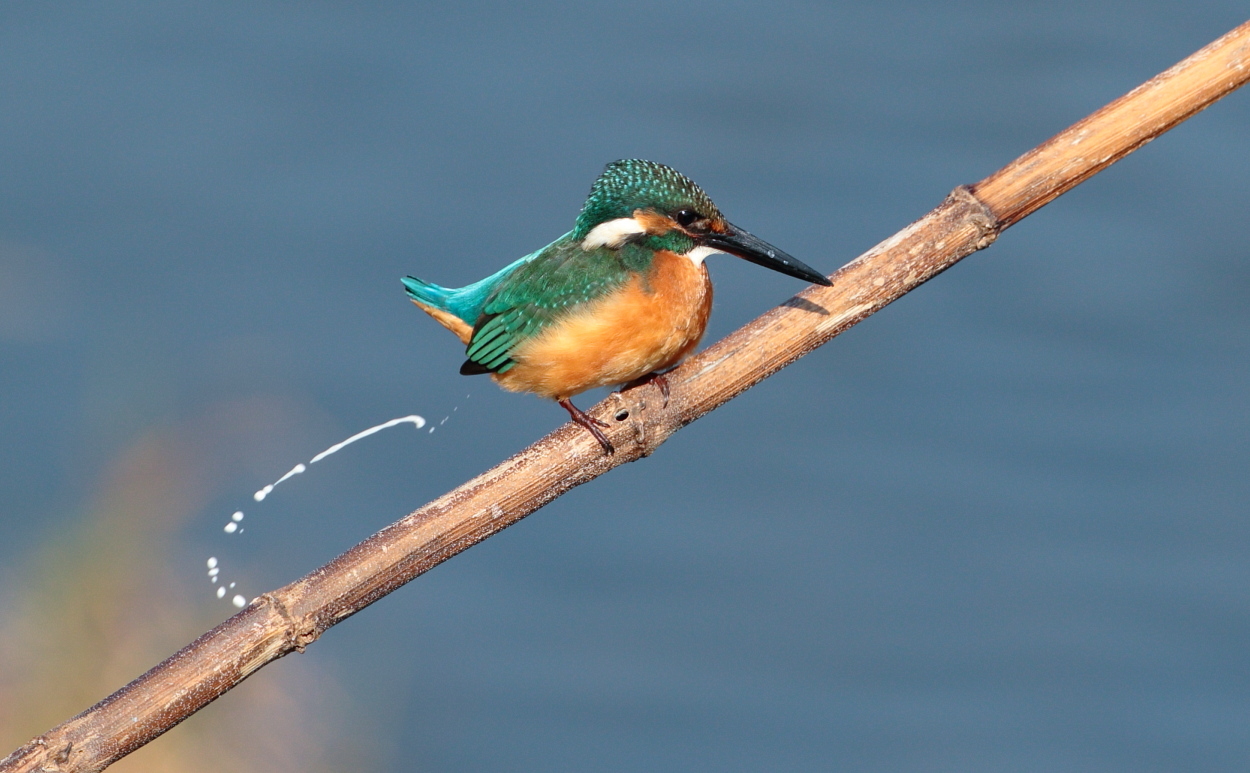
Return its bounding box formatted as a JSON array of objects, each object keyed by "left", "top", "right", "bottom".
[
  {"left": 622, "top": 371, "right": 670, "bottom": 408},
  {"left": 558, "top": 398, "right": 614, "bottom": 454}
]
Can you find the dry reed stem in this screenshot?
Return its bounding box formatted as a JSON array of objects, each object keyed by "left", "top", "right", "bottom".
[{"left": 5, "top": 19, "right": 1249, "bottom": 773}]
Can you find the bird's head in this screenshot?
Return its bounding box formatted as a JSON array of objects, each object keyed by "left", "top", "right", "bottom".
[{"left": 573, "top": 159, "right": 831, "bottom": 286}]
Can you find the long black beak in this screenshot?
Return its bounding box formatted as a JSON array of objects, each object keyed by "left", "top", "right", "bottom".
[{"left": 701, "top": 223, "right": 831, "bottom": 286}]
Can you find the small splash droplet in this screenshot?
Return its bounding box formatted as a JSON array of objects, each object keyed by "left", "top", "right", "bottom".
[
  {"left": 216, "top": 586, "right": 226, "bottom": 599},
  {"left": 207, "top": 557, "right": 218, "bottom": 569},
  {"left": 208, "top": 567, "right": 219, "bottom": 577},
  {"left": 231, "top": 511, "right": 244, "bottom": 522},
  {"left": 254, "top": 484, "right": 274, "bottom": 502},
  {"left": 224, "top": 522, "right": 238, "bottom": 534},
  {"left": 232, "top": 595, "right": 246, "bottom": 608}
]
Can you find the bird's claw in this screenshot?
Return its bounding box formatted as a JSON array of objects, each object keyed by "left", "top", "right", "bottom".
[
  {"left": 622, "top": 371, "right": 670, "bottom": 409},
  {"left": 558, "top": 398, "right": 615, "bottom": 454},
  {"left": 653, "top": 373, "right": 670, "bottom": 408}
]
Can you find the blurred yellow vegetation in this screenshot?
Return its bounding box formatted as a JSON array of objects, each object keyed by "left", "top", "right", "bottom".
[{"left": 0, "top": 400, "right": 370, "bottom": 772}]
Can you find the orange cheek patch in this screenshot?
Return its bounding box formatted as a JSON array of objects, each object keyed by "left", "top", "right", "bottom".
[{"left": 632, "top": 209, "right": 678, "bottom": 235}]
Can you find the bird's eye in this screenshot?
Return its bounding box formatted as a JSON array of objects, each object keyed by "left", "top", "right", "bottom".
[{"left": 675, "top": 209, "right": 701, "bottom": 228}]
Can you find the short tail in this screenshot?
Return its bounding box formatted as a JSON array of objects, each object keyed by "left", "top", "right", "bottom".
[
  {"left": 402, "top": 275, "right": 457, "bottom": 310},
  {"left": 402, "top": 251, "right": 541, "bottom": 346},
  {"left": 402, "top": 276, "right": 475, "bottom": 344}
]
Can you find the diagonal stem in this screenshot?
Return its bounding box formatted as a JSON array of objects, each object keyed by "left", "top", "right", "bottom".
[{"left": 4, "top": 19, "right": 1249, "bottom": 773}]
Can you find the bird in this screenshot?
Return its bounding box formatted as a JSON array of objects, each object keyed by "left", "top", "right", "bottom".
[{"left": 403, "top": 159, "right": 830, "bottom": 454}]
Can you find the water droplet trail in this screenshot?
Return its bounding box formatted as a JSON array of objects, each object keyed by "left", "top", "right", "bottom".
[{"left": 203, "top": 414, "right": 433, "bottom": 607}]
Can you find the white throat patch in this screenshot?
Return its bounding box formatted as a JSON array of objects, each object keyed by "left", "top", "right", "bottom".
[
  {"left": 684, "top": 246, "right": 723, "bottom": 266},
  {"left": 580, "top": 217, "right": 647, "bottom": 250}
]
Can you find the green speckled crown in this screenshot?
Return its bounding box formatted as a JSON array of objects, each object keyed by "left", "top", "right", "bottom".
[{"left": 573, "top": 160, "right": 721, "bottom": 239}]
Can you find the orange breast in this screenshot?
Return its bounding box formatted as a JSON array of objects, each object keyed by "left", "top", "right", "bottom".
[{"left": 494, "top": 250, "right": 713, "bottom": 400}]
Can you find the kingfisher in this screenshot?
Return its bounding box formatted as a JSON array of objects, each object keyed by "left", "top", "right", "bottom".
[{"left": 403, "top": 159, "right": 830, "bottom": 454}]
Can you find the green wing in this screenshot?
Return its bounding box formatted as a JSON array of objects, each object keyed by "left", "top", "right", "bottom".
[{"left": 461, "top": 236, "right": 634, "bottom": 374}]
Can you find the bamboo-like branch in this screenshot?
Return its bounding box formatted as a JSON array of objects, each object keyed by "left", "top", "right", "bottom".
[{"left": 6, "top": 20, "right": 1249, "bottom": 773}]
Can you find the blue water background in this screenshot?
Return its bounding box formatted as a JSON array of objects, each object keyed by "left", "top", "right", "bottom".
[{"left": 2, "top": 3, "right": 1249, "bottom": 769}]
